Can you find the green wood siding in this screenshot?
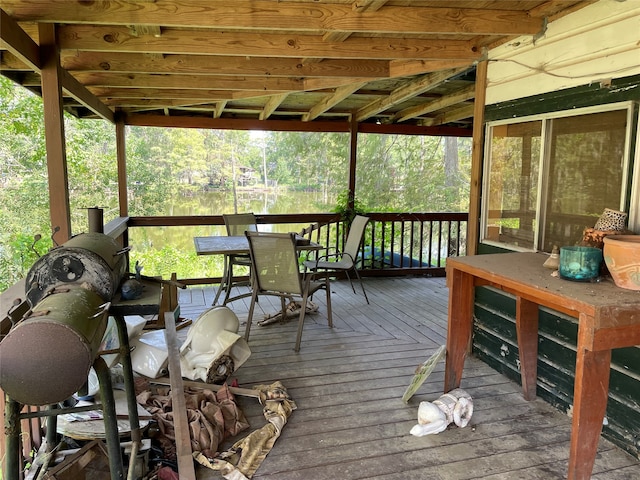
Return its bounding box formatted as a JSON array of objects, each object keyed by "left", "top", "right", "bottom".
[
  {"left": 472, "top": 286, "right": 640, "bottom": 458},
  {"left": 473, "top": 72, "right": 640, "bottom": 459},
  {"left": 485, "top": 74, "right": 640, "bottom": 122}
]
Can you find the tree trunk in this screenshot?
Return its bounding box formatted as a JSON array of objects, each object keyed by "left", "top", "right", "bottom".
[{"left": 444, "top": 136, "right": 458, "bottom": 187}]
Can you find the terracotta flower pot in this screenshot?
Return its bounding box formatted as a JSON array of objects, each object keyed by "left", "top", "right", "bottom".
[{"left": 603, "top": 235, "right": 640, "bottom": 290}]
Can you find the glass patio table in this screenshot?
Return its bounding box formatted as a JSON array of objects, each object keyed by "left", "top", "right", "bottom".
[{"left": 194, "top": 235, "right": 323, "bottom": 304}]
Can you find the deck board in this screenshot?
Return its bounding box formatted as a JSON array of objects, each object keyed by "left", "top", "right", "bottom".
[{"left": 176, "top": 277, "right": 640, "bottom": 479}]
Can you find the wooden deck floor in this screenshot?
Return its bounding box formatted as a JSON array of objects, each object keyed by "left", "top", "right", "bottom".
[{"left": 177, "top": 277, "right": 640, "bottom": 480}]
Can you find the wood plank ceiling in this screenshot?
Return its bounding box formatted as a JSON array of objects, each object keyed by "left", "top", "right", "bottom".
[{"left": 0, "top": 0, "right": 593, "bottom": 131}]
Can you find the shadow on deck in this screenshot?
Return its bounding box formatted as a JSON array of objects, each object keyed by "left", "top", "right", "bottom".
[{"left": 178, "top": 277, "right": 640, "bottom": 480}]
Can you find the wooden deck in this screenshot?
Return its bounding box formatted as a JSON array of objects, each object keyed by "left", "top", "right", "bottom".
[{"left": 177, "top": 277, "right": 640, "bottom": 480}]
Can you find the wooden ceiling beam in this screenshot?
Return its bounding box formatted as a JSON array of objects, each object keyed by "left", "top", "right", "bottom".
[
  {"left": 392, "top": 84, "right": 476, "bottom": 123},
  {"left": 355, "top": 66, "right": 469, "bottom": 122},
  {"left": 2, "top": 1, "right": 594, "bottom": 128},
  {"left": 353, "top": 1, "right": 389, "bottom": 13},
  {"left": 60, "top": 51, "right": 391, "bottom": 78},
  {"left": 1, "top": 9, "right": 113, "bottom": 122},
  {"left": 93, "top": 87, "right": 279, "bottom": 101},
  {"left": 303, "top": 76, "right": 379, "bottom": 92},
  {"left": 322, "top": 0, "right": 389, "bottom": 42},
  {"left": 129, "top": 24, "right": 162, "bottom": 38},
  {"left": 124, "top": 110, "right": 471, "bottom": 136},
  {"left": 528, "top": 0, "right": 596, "bottom": 19},
  {"left": 214, "top": 101, "right": 227, "bottom": 119},
  {"left": 107, "top": 99, "right": 221, "bottom": 109},
  {"left": 124, "top": 113, "right": 352, "bottom": 133},
  {"left": 420, "top": 103, "right": 475, "bottom": 127},
  {"left": 59, "top": 68, "right": 115, "bottom": 121},
  {"left": 358, "top": 122, "right": 472, "bottom": 137},
  {"left": 389, "top": 59, "right": 474, "bottom": 78},
  {"left": 0, "top": 49, "right": 33, "bottom": 70},
  {"left": 303, "top": 81, "right": 368, "bottom": 122},
  {"left": 73, "top": 72, "right": 305, "bottom": 91},
  {"left": 4, "top": 1, "right": 544, "bottom": 36},
  {"left": 260, "top": 93, "right": 289, "bottom": 121},
  {"left": 1, "top": 8, "right": 41, "bottom": 70},
  {"left": 56, "top": 26, "right": 480, "bottom": 61},
  {"left": 322, "top": 31, "right": 351, "bottom": 43},
  {"left": 72, "top": 72, "right": 382, "bottom": 96}
]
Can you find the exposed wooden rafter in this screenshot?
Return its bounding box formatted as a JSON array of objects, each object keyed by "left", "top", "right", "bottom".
[
  {"left": 0, "top": 1, "right": 593, "bottom": 127},
  {"left": 2, "top": 1, "right": 544, "bottom": 36},
  {"left": 355, "top": 66, "right": 469, "bottom": 122},
  {"left": 0, "top": 9, "right": 114, "bottom": 121}
]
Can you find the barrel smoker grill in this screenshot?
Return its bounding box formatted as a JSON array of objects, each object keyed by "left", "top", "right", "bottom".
[
  {"left": 25, "top": 232, "right": 128, "bottom": 307},
  {"left": 0, "top": 232, "right": 128, "bottom": 406},
  {"left": 0, "top": 286, "right": 110, "bottom": 405}
]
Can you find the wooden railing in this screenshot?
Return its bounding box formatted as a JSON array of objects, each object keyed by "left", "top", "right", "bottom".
[{"left": 124, "top": 211, "right": 468, "bottom": 282}]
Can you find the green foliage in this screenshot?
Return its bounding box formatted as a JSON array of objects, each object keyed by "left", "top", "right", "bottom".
[
  {"left": 130, "top": 244, "right": 209, "bottom": 279},
  {"left": 332, "top": 190, "right": 366, "bottom": 224},
  {"left": 0, "top": 233, "right": 52, "bottom": 291},
  {"left": 356, "top": 134, "right": 471, "bottom": 212},
  {"left": 0, "top": 75, "right": 471, "bottom": 290}
]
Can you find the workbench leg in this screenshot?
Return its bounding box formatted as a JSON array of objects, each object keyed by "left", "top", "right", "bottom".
[
  {"left": 568, "top": 324, "right": 611, "bottom": 480},
  {"left": 444, "top": 268, "right": 474, "bottom": 392},
  {"left": 515, "top": 297, "right": 539, "bottom": 401}
]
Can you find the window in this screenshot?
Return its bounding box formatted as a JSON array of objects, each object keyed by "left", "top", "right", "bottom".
[{"left": 482, "top": 103, "right": 635, "bottom": 252}]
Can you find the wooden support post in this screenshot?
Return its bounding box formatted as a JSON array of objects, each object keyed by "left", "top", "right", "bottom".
[
  {"left": 39, "top": 23, "right": 71, "bottom": 243},
  {"left": 467, "top": 59, "right": 488, "bottom": 256},
  {"left": 116, "top": 114, "right": 128, "bottom": 218},
  {"left": 515, "top": 296, "right": 539, "bottom": 400}
]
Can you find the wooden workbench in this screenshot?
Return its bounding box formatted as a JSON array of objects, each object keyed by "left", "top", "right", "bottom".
[{"left": 445, "top": 252, "right": 640, "bottom": 480}]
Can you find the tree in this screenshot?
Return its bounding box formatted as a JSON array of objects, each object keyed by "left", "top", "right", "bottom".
[{"left": 0, "top": 75, "right": 472, "bottom": 288}]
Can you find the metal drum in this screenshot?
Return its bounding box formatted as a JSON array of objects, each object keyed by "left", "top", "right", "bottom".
[
  {"left": 25, "top": 232, "right": 127, "bottom": 307},
  {"left": 0, "top": 287, "right": 109, "bottom": 405}
]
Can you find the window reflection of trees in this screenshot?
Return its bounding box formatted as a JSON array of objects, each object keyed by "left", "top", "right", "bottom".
[{"left": 485, "top": 107, "right": 630, "bottom": 252}]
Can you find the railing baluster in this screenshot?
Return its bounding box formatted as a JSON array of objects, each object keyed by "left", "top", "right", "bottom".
[
  {"left": 437, "top": 221, "right": 443, "bottom": 268},
  {"left": 419, "top": 220, "right": 425, "bottom": 267},
  {"left": 399, "top": 220, "right": 405, "bottom": 268},
  {"left": 381, "top": 221, "right": 387, "bottom": 270},
  {"left": 409, "top": 220, "right": 415, "bottom": 268},
  {"left": 369, "top": 220, "right": 376, "bottom": 269}
]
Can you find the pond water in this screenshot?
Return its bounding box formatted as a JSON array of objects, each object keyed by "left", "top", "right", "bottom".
[
  {"left": 128, "top": 189, "right": 334, "bottom": 278},
  {"left": 167, "top": 189, "right": 330, "bottom": 217}
]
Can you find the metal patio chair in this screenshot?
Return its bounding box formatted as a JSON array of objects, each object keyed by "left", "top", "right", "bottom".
[
  {"left": 244, "top": 231, "right": 332, "bottom": 352},
  {"left": 213, "top": 213, "right": 257, "bottom": 305},
  {"left": 304, "top": 214, "right": 370, "bottom": 304}
]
